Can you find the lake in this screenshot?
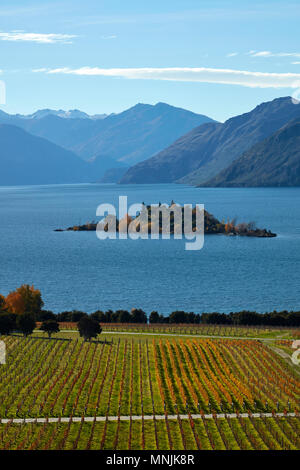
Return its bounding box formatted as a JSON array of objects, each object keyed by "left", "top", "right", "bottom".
[{"left": 0, "top": 183, "right": 299, "bottom": 315}]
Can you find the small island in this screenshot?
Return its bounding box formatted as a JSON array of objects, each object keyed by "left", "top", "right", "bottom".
[{"left": 55, "top": 203, "right": 277, "bottom": 238}]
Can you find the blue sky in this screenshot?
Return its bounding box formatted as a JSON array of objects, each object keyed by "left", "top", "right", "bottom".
[{"left": 1, "top": 0, "right": 300, "bottom": 121}]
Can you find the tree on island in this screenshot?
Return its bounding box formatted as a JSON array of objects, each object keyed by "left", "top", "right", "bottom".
[
  {"left": 16, "top": 313, "right": 36, "bottom": 337},
  {"left": 40, "top": 320, "right": 60, "bottom": 338},
  {"left": 0, "top": 314, "right": 15, "bottom": 336},
  {"left": 78, "top": 316, "right": 102, "bottom": 341}
]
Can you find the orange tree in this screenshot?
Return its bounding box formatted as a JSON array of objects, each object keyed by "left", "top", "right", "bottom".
[
  {"left": 5, "top": 285, "right": 44, "bottom": 317},
  {"left": 0, "top": 294, "right": 5, "bottom": 312}
]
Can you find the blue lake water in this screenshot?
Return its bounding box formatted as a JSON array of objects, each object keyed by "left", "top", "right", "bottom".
[{"left": 0, "top": 183, "right": 299, "bottom": 315}]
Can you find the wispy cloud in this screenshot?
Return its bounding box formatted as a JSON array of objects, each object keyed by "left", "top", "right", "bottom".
[
  {"left": 249, "top": 50, "right": 300, "bottom": 58},
  {"left": 37, "top": 66, "right": 300, "bottom": 89},
  {"left": 0, "top": 32, "right": 77, "bottom": 44},
  {"left": 101, "top": 35, "right": 117, "bottom": 40},
  {"left": 292, "top": 61, "right": 300, "bottom": 65},
  {"left": 0, "top": 5, "right": 51, "bottom": 17},
  {"left": 32, "top": 68, "right": 48, "bottom": 73},
  {"left": 226, "top": 52, "right": 239, "bottom": 57}
]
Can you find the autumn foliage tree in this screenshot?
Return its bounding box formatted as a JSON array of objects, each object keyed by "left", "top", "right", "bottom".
[
  {"left": 5, "top": 285, "right": 43, "bottom": 317},
  {"left": 0, "top": 295, "right": 5, "bottom": 312},
  {"left": 224, "top": 219, "right": 236, "bottom": 233}
]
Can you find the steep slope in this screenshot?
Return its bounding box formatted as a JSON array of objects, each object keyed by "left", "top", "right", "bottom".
[
  {"left": 0, "top": 124, "right": 97, "bottom": 185},
  {"left": 0, "top": 103, "right": 213, "bottom": 166},
  {"left": 201, "top": 120, "right": 300, "bottom": 187},
  {"left": 120, "top": 97, "right": 300, "bottom": 184},
  {"left": 120, "top": 121, "right": 221, "bottom": 183}
]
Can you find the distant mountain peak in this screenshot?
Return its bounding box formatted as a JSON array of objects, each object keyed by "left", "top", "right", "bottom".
[
  {"left": 120, "top": 95, "right": 300, "bottom": 185},
  {"left": 155, "top": 102, "right": 172, "bottom": 108},
  {"left": 248, "top": 96, "right": 299, "bottom": 115},
  {"left": 0, "top": 101, "right": 215, "bottom": 181},
  {"left": 202, "top": 118, "right": 300, "bottom": 187},
  {"left": 13, "top": 109, "right": 108, "bottom": 120}
]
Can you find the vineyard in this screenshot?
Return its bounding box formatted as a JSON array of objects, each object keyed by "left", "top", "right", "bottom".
[
  {"left": 0, "top": 416, "right": 299, "bottom": 450},
  {"left": 52, "top": 322, "right": 300, "bottom": 338},
  {"left": 0, "top": 334, "right": 299, "bottom": 450}
]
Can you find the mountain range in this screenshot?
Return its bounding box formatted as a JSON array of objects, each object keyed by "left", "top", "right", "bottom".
[
  {"left": 1, "top": 97, "right": 300, "bottom": 187},
  {"left": 0, "top": 103, "right": 213, "bottom": 181},
  {"left": 120, "top": 97, "right": 300, "bottom": 186},
  {"left": 10, "top": 109, "right": 109, "bottom": 120}
]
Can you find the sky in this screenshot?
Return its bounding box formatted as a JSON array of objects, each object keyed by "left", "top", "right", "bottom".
[{"left": 1, "top": 0, "right": 300, "bottom": 121}]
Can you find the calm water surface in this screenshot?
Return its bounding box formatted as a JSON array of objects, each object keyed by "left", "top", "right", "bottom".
[{"left": 0, "top": 183, "right": 299, "bottom": 314}]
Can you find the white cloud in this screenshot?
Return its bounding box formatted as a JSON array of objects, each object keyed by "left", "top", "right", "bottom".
[
  {"left": 249, "top": 50, "right": 300, "bottom": 58},
  {"left": 41, "top": 66, "right": 300, "bottom": 89},
  {"left": 250, "top": 51, "right": 272, "bottom": 57},
  {"left": 226, "top": 52, "right": 239, "bottom": 57},
  {"left": 292, "top": 61, "right": 300, "bottom": 65},
  {"left": 0, "top": 32, "right": 76, "bottom": 44}
]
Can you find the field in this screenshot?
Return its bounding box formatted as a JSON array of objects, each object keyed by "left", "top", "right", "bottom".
[
  {"left": 53, "top": 322, "right": 300, "bottom": 339},
  {"left": 1, "top": 416, "right": 299, "bottom": 450},
  {"left": 0, "top": 330, "right": 299, "bottom": 450}
]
